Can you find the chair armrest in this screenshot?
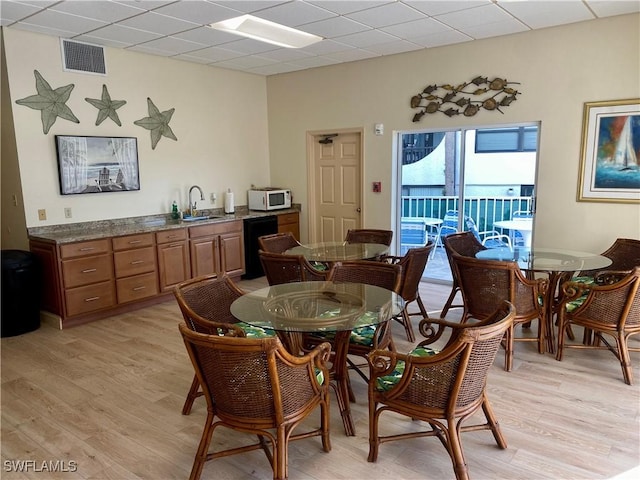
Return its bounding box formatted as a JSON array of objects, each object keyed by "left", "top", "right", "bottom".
[{"left": 594, "top": 269, "right": 632, "bottom": 285}]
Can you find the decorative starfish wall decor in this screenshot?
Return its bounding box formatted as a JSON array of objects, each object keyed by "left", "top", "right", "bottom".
[
  {"left": 134, "top": 97, "right": 177, "bottom": 149},
  {"left": 85, "top": 85, "right": 126, "bottom": 126},
  {"left": 15, "top": 70, "right": 79, "bottom": 134}
]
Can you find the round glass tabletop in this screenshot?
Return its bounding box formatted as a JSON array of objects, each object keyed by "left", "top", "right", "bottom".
[
  {"left": 231, "top": 281, "right": 403, "bottom": 333},
  {"left": 476, "top": 247, "right": 612, "bottom": 272},
  {"left": 285, "top": 242, "right": 389, "bottom": 262}
]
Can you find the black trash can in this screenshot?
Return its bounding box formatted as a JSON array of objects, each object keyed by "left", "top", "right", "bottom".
[{"left": 1, "top": 250, "right": 42, "bottom": 337}]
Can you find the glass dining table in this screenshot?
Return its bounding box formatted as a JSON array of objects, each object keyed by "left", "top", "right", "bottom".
[
  {"left": 231, "top": 281, "right": 403, "bottom": 436},
  {"left": 476, "top": 246, "right": 612, "bottom": 353},
  {"left": 284, "top": 242, "right": 389, "bottom": 263}
]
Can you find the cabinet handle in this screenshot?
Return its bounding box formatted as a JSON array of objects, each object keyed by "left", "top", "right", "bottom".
[
  {"left": 128, "top": 240, "right": 142, "bottom": 244},
  {"left": 132, "top": 286, "right": 146, "bottom": 291},
  {"left": 169, "top": 243, "right": 181, "bottom": 247},
  {"left": 81, "top": 268, "right": 97, "bottom": 273},
  {"left": 79, "top": 247, "right": 95, "bottom": 252},
  {"left": 130, "top": 260, "right": 144, "bottom": 265},
  {"left": 167, "top": 234, "right": 178, "bottom": 239},
  {"left": 84, "top": 296, "right": 100, "bottom": 302}
]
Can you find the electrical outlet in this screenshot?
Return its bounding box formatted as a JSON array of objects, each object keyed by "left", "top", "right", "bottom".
[
  {"left": 38, "top": 209, "right": 47, "bottom": 221},
  {"left": 64, "top": 207, "right": 72, "bottom": 218},
  {"left": 12, "top": 194, "right": 18, "bottom": 206},
  {"left": 210, "top": 193, "right": 217, "bottom": 204}
]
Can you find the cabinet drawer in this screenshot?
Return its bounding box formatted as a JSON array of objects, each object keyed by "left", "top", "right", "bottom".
[
  {"left": 65, "top": 281, "right": 115, "bottom": 316},
  {"left": 116, "top": 272, "right": 158, "bottom": 303},
  {"left": 189, "top": 220, "right": 241, "bottom": 238},
  {"left": 114, "top": 247, "right": 156, "bottom": 278},
  {"left": 112, "top": 233, "right": 154, "bottom": 251},
  {"left": 60, "top": 239, "right": 110, "bottom": 259},
  {"left": 278, "top": 213, "right": 299, "bottom": 225},
  {"left": 62, "top": 254, "right": 113, "bottom": 288},
  {"left": 156, "top": 229, "right": 187, "bottom": 244}
]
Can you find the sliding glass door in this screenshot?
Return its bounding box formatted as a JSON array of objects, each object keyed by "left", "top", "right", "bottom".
[{"left": 395, "top": 123, "right": 539, "bottom": 283}]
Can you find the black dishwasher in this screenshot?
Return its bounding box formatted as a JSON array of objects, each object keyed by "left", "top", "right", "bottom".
[{"left": 243, "top": 215, "right": 278, "bottom": 279}]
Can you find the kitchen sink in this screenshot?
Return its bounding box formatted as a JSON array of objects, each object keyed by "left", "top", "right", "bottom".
[{"left": 182, "top": 215, "right": 224, "bottom": 222}]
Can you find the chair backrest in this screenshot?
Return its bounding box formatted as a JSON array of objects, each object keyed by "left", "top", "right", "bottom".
[
  {"left": 174, "top": 274, "right": 246, "bottom": 334},
  {"left": 328, "top": 260, "right": 402, "bottom": 293},
  {"left": 451, "top": 253, "right": 544, "bottom": 322},
  {"left": 580, "top": 238, "right": 640, "bottom": 276},
  {"left": 463, "top": 216, "right": 483, "bottom": 242},
  {"left": 259, "top": 250, "right": 329, "bottom": 285},
  {"left": 443, "top": 232, "right": 487, "bottom": 288},
  {"left": 512, "top": 210, "right": 533, "bottom": 219},
  {"left": 345, "top": 229, "right": 393, "bottom": 246},
  {"left": 440, "top": 210, "right": 459, "bottom": 238},
  {"left": 257, "top": 232, "right": 300, "bottom": 254},
  {"left": 394, "top": 243, "right": 434, "bottom": 301},
  {"left": 400, "top": 220, "right": 427, "bottom": 254},
  {"left": 179, "top": 323, "right": 329, "bottom": 427},
  {"left": 411, "top": 301, "right": 515, "bottom": 411}
]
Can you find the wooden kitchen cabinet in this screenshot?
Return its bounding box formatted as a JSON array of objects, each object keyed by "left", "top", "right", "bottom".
[
  {"left": 113, "top": 233, "right": 158, "bottom": 303},
  {"left": 59, "top": 238, "right": 116, "bottom": 318},
  {"left": 277, "top": 212, "right": 300, "bottom": 240},
  {"left": 189, "top": 220, "right": 244, "bottom": 279},
  {"left": 156, "top": 228, "right": 190, "bottom": 292}
]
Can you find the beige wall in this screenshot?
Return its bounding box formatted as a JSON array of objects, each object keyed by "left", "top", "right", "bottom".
[
  {"left": 266, "top": 14, "right": 640, "bottom": 251},
  {"left": 2, "top": 27, "right": 270, "bottom": 242}
]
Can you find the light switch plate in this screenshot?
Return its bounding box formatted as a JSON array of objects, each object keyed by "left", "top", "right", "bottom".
[{"left": 38, "top": 209, "right": 46, "bottom": 220}]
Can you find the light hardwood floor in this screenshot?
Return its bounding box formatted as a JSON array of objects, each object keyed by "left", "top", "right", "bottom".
[{"left": 1, "top": 278, "right": 639, "bottom": 480}]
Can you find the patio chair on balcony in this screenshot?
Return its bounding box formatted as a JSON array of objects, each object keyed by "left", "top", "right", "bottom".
[
  {"left": 464, "top": 216, "right": 512, "bottom": 250},
  {"left": 438, "top": 210, "right": 459, "bottom": 246},
  {"left": 400, "top": 219, "right": 427, "bottom": 255},
  {"left": 511, "top": 210, "right": 533, "bottom": 247}
]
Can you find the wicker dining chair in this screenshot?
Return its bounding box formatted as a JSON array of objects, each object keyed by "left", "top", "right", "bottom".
[
  {"left": 367, "top": 301, "right": 515, "bottom": 480},
  {"left": 344, "top": 229, "right": 393, "bottom": 246},
  {"left": 174, "top": 274, "right": 274, "bottom": 415},
  {"left": 440, "top": 232, "right": 487, "bottom": 317},
  {"left": 383, "top": 243, "right": 435, "bottom": 342},
  {"left": 179, "top": 323, "right": 332, "bottom": 480},
  {"left": 556, "top": 266, "right": 640, "bottom": 385},
  {"left": 451, "top": 253, "right": 547, "bottom": 371},
  {"left": 258, "top": 232, "right": 301, "bottom": 254},
  {"left": 259, "top": 250, "right": 329, "bottom": 285},
  {"left": 573, "top": 238, "right": 640, "bottom": 281}
]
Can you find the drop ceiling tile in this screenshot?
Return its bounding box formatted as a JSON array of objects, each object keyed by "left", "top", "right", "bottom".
[
  {"left": 404, "top": 0, "right": 491, "bottom": 16},
  {"left": 365, "top": 39, "right": 425, "bottom": 55},
  {"left": 9, "top": 21, "right": 77, "bottom": 38},
  {"left": 436, "top": 3, "right": 515, "bottom": 29},
  {"left": 409, "top": 29, "right": 473, "bottom": 48},
  {"left": 177, "top": 45, "right": 244, "bottom": 62},
  {"left": 73, "top": 34, "right": 131, "bottom": 49},
  {"left": 171, "top": 26, "right": 239, "bottom": 46},
  {"left": 152, "top": 1, "right": 242, "bottom": 24},
  {"left": 325, "top": 47, "right": 380, "bottom": 63},
  {"left": 118, "top": 11, "right": 199, "bottom": 35},
  {"left": 382, "top": 17, "right": 453, "bottom": 38},
  {"left": 211, "top": 1, "right": 291, "bottom": 14},
  {"left": 87, "top": 23, "right": 163, "bottom": 44},
  {"left": 9, "top": 0, "right": 58, "bottom": 7},
  {"left": 18, "top": 9, "right": 108, "bottom": 34},
  {"left": 0, "top": 1, "right": 42, "bottom": 24},
  {"left": 301, "top": 15, "right": 371, "bottom": 38},
  {"left": 289, "top": 55, "right": 341, "bottom": 68},
  {"left": 499, "top": 0, "right": 594, "bottom": 29},
  {"left": 252, "top": 1, "right": 336, "bottom": 27},
  {"left": 217, "top": 38, "right": 280, "bottom": 55},
  {"left": 250, "top": 62, "right": 308, "bottom": 75},
  {"left": 307, "top": 1, "right": 394, "bottom": 15},
  {"left": 213, "top": 54, "right": 277, "bottom": 69},
  {"left": 346, "top": 2, "right": 427, "bottom": 28},
  {"left": 333, "top": 29, "right": 400, "bottom": 48},
  {"left": 584, "top": 0, "right": 640, "bottom": 17},
  {"left": 257, "top": 48, "right": 314, "bottom": 62},
  {"left": 49, "top": 0, "right": 145, "bottom": 23},
  {"left": 299, "top": 38, "right": 354, "bottom": 55},
  {"left": 135, "top": 35, "right": 208, "bottom": 55},
  {"left": 112, "top": 0, "right": 177, "bottom": 10},
  {"left": 460, "top": 17, "right": 529, "bottom": 40}
]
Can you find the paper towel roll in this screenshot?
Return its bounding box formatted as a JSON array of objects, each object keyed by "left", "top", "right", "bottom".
[{"left": 224, "top": 189, "right": 234, "bottom": 214}]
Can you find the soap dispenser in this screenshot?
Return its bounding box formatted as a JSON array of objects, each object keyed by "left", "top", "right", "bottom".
[{"left": 171, "top": 200, "right": 179, "bottom": 219}]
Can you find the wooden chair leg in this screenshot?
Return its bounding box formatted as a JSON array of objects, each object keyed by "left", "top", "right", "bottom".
[
  {"left": 182, "top": 374, "right": 202, "bottom": 415},
  {"left": 481, "top": 396, "right": 507, "bottom": 449},
  {"left": 189, "top": 412, "right": 215, "bottom": 480},
  {"left": 617, "top": 333, "right": 634, "bottom": 385},
  {"left": 447, "top": 418, "right": 470, "bottom": 480},
  {"left": 440, "top": 286, "right": 459, "bottom": 317}
]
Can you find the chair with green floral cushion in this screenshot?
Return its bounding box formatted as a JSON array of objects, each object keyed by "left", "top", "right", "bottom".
[
  {"left": 305, "top": 260, "right": 402, "bottom": 401},
  {"left": 179, "top": 323, "right": 331, "bottom": 480},
  {"left": 174, "top": 274, "right": 275, "bottom": 415},
  {"left": 556, "top": 266, "right": 640, "bottom": 385},
  {"left": 451, "top": 253, "right": 547, "bottom": 371},
  {"left": 367, "top": 301, "right": 515, "bottom": 480}
]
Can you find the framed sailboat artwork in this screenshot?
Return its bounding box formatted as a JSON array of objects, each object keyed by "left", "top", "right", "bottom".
[{"left": 578, "top": 99, "right": 640, "bottom": 203}]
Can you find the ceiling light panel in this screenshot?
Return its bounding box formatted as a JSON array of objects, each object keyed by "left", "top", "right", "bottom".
[{"left": 210, "top": 15, "right": 322, "bottom": 48}]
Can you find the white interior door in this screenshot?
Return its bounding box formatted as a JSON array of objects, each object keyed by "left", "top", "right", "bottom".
[{"left": 309, "top": 131, "right": 362, "bottom": 242}]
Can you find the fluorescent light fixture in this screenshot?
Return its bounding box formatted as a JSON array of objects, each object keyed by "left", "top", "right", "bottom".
[{"left": 210, "top": 15, "right": 322, "bottom": 48}]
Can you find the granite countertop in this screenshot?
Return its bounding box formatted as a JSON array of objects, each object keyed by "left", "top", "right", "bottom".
[{"left": 28, "top": 207, "right": 300, "bottom": 244}]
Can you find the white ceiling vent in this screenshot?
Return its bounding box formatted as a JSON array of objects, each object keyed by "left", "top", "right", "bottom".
[{"left": 61, "top": 39, "right": 106, "bottom": 75}]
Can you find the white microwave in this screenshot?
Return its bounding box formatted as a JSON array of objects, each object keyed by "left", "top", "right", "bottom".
[{"left": 248, "top": 188, "right": 292, "bottom": 211}]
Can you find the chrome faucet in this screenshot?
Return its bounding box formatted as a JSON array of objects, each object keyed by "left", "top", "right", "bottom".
[{"left": 188, "top": 185, "right": 204, "bottom": 217}]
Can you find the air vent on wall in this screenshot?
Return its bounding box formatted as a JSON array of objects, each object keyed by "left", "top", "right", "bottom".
[{"left": 61, "top": 39, "right": 106, "bottom": 75}]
